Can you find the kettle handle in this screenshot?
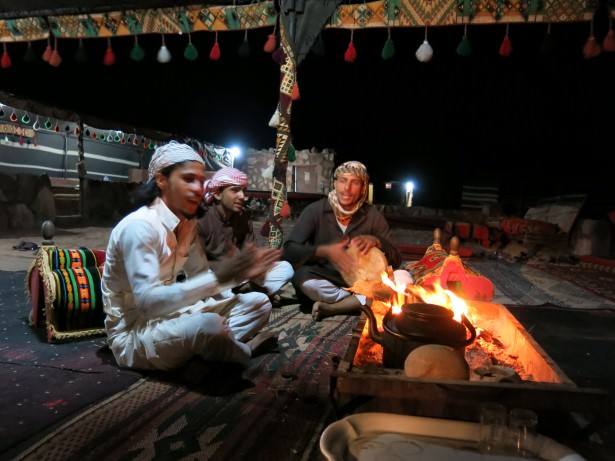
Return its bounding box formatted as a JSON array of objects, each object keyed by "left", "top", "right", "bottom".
[{"left": 461, "top": 314, "right": 477, "bottom": 346}]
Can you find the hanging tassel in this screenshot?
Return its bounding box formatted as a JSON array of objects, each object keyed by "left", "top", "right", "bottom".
[
  {"left": 381, "top": 28, "right": 395, "bottom": 60},
  {"left": 74, "top": 38, "right": 88, "bottom": 63},
  {"left": 415, "top": 27, "right": 433, "bottom": 63},
  {"left": 184, "top": 33, "right": 198, "bottom": 61},
  {"left": 210, "top": 32, "right": 221, "bottom": 61},
  {"left": 49, "top": 37, "right": 62, "bottom": 67},
  {"left": 157, "top": 34, "right": 172, "bottom": 63},
  {"left": 264, "top": 22, "right": 277, "bottom": 53},
  {"left": 287, "top": 144, "right": 296, "bottom": 162},
  {"left": 291, "top": 81, "right": 300, "bottom": 101},
  {"left": 42, "top": 37, "right": 52, "bottom": 62},
  {"left": 456, "top": 24, "right": 472, "bottom": 57},
  {"left": 344, "top": 30, "right": 357, "bottom": 63},
  {"left": 104, "top": 38, "right": 116, "bottom": 66},
  {"left": 264, "top": 34, "right": 277, "bottom": 53},
  {"left": 23, "top": 41, "right": 38, "bottom": 63},
  {"left": 540, "top": 23, "right": 554, "bottom": 55},
  {"left": 268, "top": 106, "right": 280, "bottom": 128},
  {"left": 602, "top": 19, "right": 615, "bottom": 52},
  {"left": 499, "top": 24, "right": 512, "bottom": 57},
  {"left": 583, "top": 20, "right": 601, "bottom": 59},
  {"left": 130, "top": 36, "right": 145, "bottom": 61},
  {"left": 238, "top": 29, "right": 250, "bottom": 58},
  {"left": 1, "top": 43, "right": 11, "bottom": 68}
]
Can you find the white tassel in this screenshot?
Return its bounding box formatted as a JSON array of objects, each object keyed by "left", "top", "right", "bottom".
[
  {"left": 415, "top": 40, "right": 433, "bottom": 62},
  {"left": 268, "top": 107, "right": 280, "bottom": 128},
  {"left": 157, "top": 45, "right": 171, "bottom": 63}
]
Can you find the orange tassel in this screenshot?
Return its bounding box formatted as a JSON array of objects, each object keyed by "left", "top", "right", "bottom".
[
  {"left": 1, "top": 44, "right": 11, "bottom": 68},
  {"left": 291, "top": 82, "right": 300, "bottom": 101},
  {"left": 499, "top": 35, "right": 512, "bottom": 57},
  {"left": 602, "top": 29, "right": 615, "bottom": 52},
  {"left": 42, "top": 43, "right": 52, "bottom": 62},
  {"left": 344, "top": 41, "right": 357, "bottom": 62},
  {"left": 583, "top": 35, "right": 601, "bottom": 59},
  {"left": 104, "top": 38, "right": 115, "bottom": 66},
  {"left": 210, "top": 41, "right": 220, "bottom": 61},
  {"left": 49, "top": 49, "right": 62, "bottom": 67},
  {"left": 263, "top": 34, "right": 277, "bottom": 53}
]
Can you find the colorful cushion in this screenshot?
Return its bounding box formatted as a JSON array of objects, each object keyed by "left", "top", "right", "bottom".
[{"left": 27, "top": 246, "right": 107, "bottom": 342}]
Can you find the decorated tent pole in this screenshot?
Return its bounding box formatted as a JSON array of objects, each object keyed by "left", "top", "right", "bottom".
[{"left": 267, "top": 19, "right": 296, "bottom": 249}]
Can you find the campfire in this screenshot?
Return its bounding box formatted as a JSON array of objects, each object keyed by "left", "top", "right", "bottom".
[{"left": 351, "top": 269, "right": 529, "bottom": 381}]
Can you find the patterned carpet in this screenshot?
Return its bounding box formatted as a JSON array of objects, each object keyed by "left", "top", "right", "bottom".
[
  {"left": 8, "top": 297, "right": 358, "bottom": 461},
  {"left": 467, "top": 259, "right": 615, "bottom": 309},
  {"left": 4, "top": 255, "right": 615, "bottom": 460}
]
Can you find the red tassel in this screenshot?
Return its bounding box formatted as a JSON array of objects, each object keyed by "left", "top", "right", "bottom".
[
  {"left": 42, "top": 43, "right": 52, "bottom": 62},
  {"left": 104, "top": 38, "right": 116, "bottom": 66},
  {"left": 209, "top": 41, "right": 220, "bottom": 61},
  {"left": 583, "top": 35, "right": 601, "bottom": 59},
  {"left": 1, "top": 44, "right": 11, "bottom": 68},
  {"left": 263, "top": 34, "right": 276, "bottom": 53},
  {"left": 602, "top": 29, "right": 615, "bottom": 52},
  {"left": 291, "top": 82, "right": 300, "bottom": 101},
  {"left": 49, "top": 49, "right": 62, "bottom": 67},
  {"left": 344, "top": 41, "right": 357, "bottom": 62},
  {"left": 499, "top": 35, "right": 512, "bottom": 57}
]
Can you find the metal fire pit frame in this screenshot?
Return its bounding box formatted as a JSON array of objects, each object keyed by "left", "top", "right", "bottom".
[{"left": 329, "top": 302, "right": 612, "bottom": 432}]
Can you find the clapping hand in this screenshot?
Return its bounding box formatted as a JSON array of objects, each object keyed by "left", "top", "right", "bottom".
[{"left": 215, "top": 243, "right": 281, "bottom": 285}]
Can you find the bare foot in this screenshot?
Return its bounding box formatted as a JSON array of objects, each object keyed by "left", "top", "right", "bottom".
[
  {"left": 312, "top": 301, "right": 331, "bottom": 321},
  {"left": 247, "top": 331, "right": 278, "bottom": 358}
]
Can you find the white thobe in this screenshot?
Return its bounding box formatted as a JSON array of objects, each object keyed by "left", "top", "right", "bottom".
[{"left": 101, "top": 198, "right": 271, "bottom": 370}]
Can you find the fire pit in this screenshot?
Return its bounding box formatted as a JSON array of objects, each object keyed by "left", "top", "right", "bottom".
[{"left": 330, "top": 300, "right": 611, "bottom": 424}]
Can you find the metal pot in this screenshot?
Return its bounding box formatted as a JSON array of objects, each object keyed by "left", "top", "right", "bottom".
[{"left": 360, "top": 302, "right": 476, "bottom": 369}]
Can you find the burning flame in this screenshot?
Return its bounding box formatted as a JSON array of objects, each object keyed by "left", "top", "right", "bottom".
[{"left": 380, "top": 272, "right": 468, "bottom": 322}]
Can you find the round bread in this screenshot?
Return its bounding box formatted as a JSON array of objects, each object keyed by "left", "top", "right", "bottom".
[{"left": 404, "top": 344, "right": 470, "bottom": 380}]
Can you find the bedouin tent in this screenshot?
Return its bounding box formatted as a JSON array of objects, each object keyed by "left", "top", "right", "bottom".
[{"left": 0, "top": 0, "right": 608, "bottom": 246}]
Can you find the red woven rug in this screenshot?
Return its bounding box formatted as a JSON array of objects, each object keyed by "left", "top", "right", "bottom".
[
  {"left": 12, "top": 305, "right": 358, "bottom": 461},
  {"left": 527, "top": 262, "right": 615, "bottom": 304}
]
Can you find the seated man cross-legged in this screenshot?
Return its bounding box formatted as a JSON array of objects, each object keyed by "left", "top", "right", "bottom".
[
  {"left": 282, "top": 160, "right": 404, "bottom": 321},
  {"left": 102, "top": 141, "right": 280, "bottom": 374},
  {"left": 196, "top": 167, "right": 294, "bottom": 305}
]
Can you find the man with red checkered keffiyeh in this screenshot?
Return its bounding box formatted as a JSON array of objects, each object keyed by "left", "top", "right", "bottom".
[{"left": 197, "top": 167, "right": 294, "bottom": 304}]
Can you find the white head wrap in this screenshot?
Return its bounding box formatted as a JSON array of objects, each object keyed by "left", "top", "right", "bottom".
[
  {"left": 147, "top": 141, "right": 204, "bottom": 181},
  {"left": 328, "top": 160, "right": 369, "bottom": 219}
]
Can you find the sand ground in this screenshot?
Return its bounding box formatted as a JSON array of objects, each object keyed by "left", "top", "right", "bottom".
[{"left": 0, "top": 218, "right": 438, "bottom": 272}]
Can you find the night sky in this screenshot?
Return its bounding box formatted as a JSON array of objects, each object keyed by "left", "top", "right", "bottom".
[{"left": 1, "top": 16, "right": 614, "bottom": 213}]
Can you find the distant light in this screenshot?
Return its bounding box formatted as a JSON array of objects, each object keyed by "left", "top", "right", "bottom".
[
  {"left": 229, "top": 146, "right": 241, "bottom": 159},
  {"left": 385, "top": 182, "right": 392, "bottom": 190},
  {"left": 405, "top": 181, "right": 414, "bottom": 207}
]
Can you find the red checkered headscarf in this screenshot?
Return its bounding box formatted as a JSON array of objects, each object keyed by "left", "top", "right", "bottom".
[{"left": 203, "top": 167, "right": 249, "bottom": 204}]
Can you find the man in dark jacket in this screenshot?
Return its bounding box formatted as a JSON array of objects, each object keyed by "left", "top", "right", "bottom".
[{"left": 282, "top": 161, "right": 402, "bottom": 320}]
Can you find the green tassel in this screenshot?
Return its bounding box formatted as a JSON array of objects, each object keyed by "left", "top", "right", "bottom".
[
  {"left": 184, "top": 42, "right": 198, "bottom": 61},
  {"left": 238, "top": 40, "right": 250, "bottom": 58},
  {"left": 23, "top": 43, "right": 38, "bottom": 63},
  {"left": 130, "top": 42, "right": 145, "bottom": 61},
  {"left": 456, "top": 34, "right": 472, "bottom": 57},
  {"left": 540, "top": 33, "right": 554, "bottom": 54},
  {"left": 74, "top": 45, "right": 88, "bottom": 63},
  {"left": 381, "top": 38, "right": 395, "bottom": 60},
  {"left": 287, "top": 144, "right": 296, "bottom": 162}
]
